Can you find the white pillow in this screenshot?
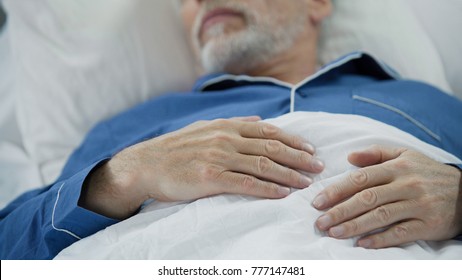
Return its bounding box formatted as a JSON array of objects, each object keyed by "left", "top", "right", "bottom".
[
  {"left": 4, "top": 0, "right": 197, "bottom": 183},
  {"left": 0, "top": 5, "right": 5, "bottom": 29},
  {"left": 0, "top": 25, "right": 20, "bottom": 145},
  {"left": 406, "top": 0, "right": 462, "bottom": 97},
  {"left": 318, "top": 0, "right": 453, "bottom": 95}
]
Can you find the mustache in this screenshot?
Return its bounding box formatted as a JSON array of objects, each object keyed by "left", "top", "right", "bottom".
[
  {"left": 192, "top": 0, "right": 254, "bottom": 44},
  {"left": 199, "top": 0, "right": 250, "bottom": 18}
]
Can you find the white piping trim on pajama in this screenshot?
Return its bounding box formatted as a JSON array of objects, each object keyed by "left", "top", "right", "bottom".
[
  {"left": 197, "top": 74, "right": 296, "bottom": 113},
  {"left": 289, "top": 52, "right": 364, "bottom": 113},
  {"left": 352, "top": 94, "right": 441, "bottom": 142},
  {"left": 52, "top": 183, "right": 82, "bottom": 240},
  {"left": 290, "top": 87, "right": 296, "bottom": 113},
  {"left": 197, "top": 53, "right": 397, "bottom": 115},
  {"left": 197, "top": 74, "right": 293, "bottom": 92}
]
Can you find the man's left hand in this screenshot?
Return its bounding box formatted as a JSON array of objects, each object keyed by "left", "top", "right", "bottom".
[{"left": 313, "top": 145, "right": 462, "bottom": 248}]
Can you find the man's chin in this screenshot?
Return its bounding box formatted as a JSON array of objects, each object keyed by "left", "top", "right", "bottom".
[
  {"left": 200, "top": 42, "right": 230, "bottom": 74},
  {"left": 198, "top": 29, "right": 273, "bottom": 74}
]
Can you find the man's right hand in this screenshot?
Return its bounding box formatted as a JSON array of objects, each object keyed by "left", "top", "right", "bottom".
[{"left": 79, "top": 116, "right": 324, "bottom": 220}]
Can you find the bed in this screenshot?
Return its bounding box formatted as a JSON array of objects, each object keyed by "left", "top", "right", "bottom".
[{"left": 0, "top": 0, "right": 461, "bottom": 259}]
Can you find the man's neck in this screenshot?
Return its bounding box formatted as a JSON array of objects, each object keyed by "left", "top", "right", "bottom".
[{"left": 246, "top": 32, "right": 319, "bottom": 85}]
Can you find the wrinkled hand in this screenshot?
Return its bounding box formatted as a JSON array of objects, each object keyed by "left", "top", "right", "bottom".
[
  {"left": 313, "top": 145, "right": 462, "bottom": 249},
  {"left": 80, "top": 116, "right": 324, "bottom": 219}
]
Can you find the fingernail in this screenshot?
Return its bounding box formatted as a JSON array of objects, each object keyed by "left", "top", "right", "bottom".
[
  {"left": 312, "top": 194, "right": 326, "bottom": 209},
  {"left": 303, "top": 143, "right": 315, "bottom": 154},
  {"left": 312, "top": 159, "right": 325, "bottom": 172},
  {"left": 329, "top": 225, "right": 344, "bottom": 238},
  {"left": 316, "top": 214, "right": 332, "bottom": 230},
  {"left": 358, "top": 239, "right": 372, "bottom": 248},
  {"left": 278, "top": 187, "right": 291, "bottom": 196},
  {"left": 300, "top": 175, "right": 313, "bottom": 187}
]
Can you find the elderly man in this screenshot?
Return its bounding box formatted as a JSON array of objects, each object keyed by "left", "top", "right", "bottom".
[{"left": 1, "top": 0, "right": 461, "bottom": 259}]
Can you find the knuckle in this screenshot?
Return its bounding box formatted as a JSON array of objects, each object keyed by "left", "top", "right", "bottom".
[
  {"left": 420, "top": 205, "right": 446, "bottom": 228},
  {"left": 349, "top": 169, "right": 368, "bottom": 188},
  {"left": 198, "top": 165, "right": 220, "bottom": 182},
  {"left": 426, "top": 214, "right": 444, "bottom": 231},
  {"left": 331, "top": 207, "right": 347, "bottom": 221},
  {"left": 345, "top": 220, "right": 360, "bottom": 234},
  {"left": 374, "top": 206, "right": 392, "bottom": 224},
  {"left": 290, "top": 136, "right": 304, "bottom": 149},
  {"left": 298, "top": 152, "right": 309, "bottom": 165},
  {"left": 369, "top": 234, "right": 384, "bottom": 248},
  {"left": 203, "top": 148, "right": 226, "bottom": 161},
  {"left": 393, "top": 224, "right": 410, "bottom": 240},
  {"left": 212, "top": 118, "right": 229, "bottom": 127},
  {"left": 241, "top": 175, "right": 258, "bottom": 190},
  {"left": 215, "top": 132, "right": 233, "bottom": 142},
  {"left": 287, "top": 169, "right": 301, "bottom": 186},
  {"left": 393, "top": 158, "right": 413, "bottom": 170},
  {"left": 207, "top": 119, "right": 235, "bottom": 131},
  {"left": 209, "top": 132, "right": 232, "bottom": 146},
  {"left": 418, "top": 195, "right": 431, "bottom": 208},
  {"left": 357, "top": 189, "right": 378, "bottom": 207},
  {"left": 256, "top": 156, "right": 273, "bottom": 174},
  {"left": 264, "top": 140, "right": 283, "bottom": 155},
  {"left": 263, "top": 183, "right": 281, "bottom": 197},
  {"left": 261, "top": 123, "right": 280, "bottom": 138},
  {"left": 326, "top": 184, "right": 344, "bottom": 202},
  {"left": 406, "top": 177, "right": 426, "bottom": 193}
]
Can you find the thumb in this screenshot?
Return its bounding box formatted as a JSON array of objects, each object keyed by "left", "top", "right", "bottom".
[{"left": 348, "top": 145, "right": 407, "bottom": 167}]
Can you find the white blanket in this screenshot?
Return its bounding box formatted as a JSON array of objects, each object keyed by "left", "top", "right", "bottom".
[{"left": 56, "top": 112, "right": 462, "bottom": 259}]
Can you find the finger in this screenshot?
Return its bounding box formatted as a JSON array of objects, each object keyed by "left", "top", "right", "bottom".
[
  {"left": 348, "top": 145, "right": 407, "bottom": 167},
  {"left": 316, "top": 182, "right": 416, "bottom": 230},
  {"left": 217, "top": 171, "right": 291, "bottom": 199},
  {"left": 229, "top": 154, "right": 313, "bottom": 189},
  {"left": 357, "top": 219, "right": 425, "bottom": 249},
  {"left": 238, "top": 122, "right": 317, "bottom": 155},
  {"left": 323, "top": 201, "right": 415, "bottom": 239},
  {"left": 231, "top": 116, "right": 262, "bottom": 122},
  {"left": 313, "top": 166, "right": 394, "bottom": 210},
  {"left": 238, "top": 138, "right": 324, "bottom": 173}
]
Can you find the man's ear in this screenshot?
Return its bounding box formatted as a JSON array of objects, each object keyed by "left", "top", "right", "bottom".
[{"left": 307, "top": 0, "right": 332, "bottom": 25}]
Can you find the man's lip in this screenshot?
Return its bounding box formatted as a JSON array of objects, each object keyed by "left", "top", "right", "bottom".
[{"left": 200, "top": 8, "right": 243, "bottom": 35}]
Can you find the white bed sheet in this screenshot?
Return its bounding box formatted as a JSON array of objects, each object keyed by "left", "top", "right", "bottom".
[{"left": 56, "top": 112, "right": 462, "bottom": 260}]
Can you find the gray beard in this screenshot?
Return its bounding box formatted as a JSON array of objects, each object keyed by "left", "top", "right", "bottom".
[{"left": 194, "top": 5, "right": 306, "bottom": 75}]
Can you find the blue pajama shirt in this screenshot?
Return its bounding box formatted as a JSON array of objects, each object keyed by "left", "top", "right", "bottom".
[{"left": 1, "top": 52, "right": 461, "bottom": 259}]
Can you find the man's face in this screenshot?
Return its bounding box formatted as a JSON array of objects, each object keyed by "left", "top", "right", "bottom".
[{"left": 181, "top": 0, "right": 309, "bottom": 75}]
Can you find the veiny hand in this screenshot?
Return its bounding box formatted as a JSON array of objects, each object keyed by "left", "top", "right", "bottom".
[
  {"left": 313, "top": 145, "right": 462, "bottom": 249},
  {"left": 80, "top": 116, "right": 324, "bottom": 219}
]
